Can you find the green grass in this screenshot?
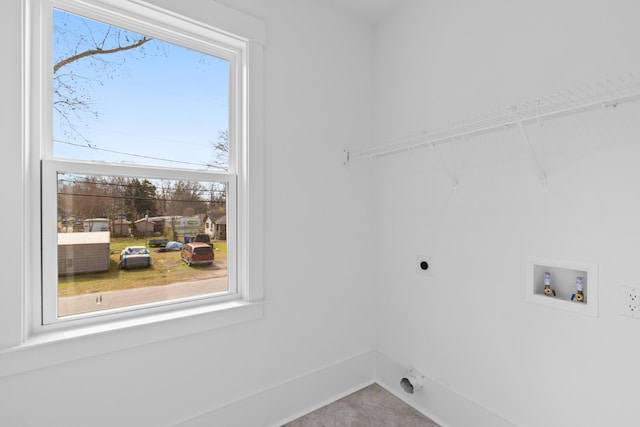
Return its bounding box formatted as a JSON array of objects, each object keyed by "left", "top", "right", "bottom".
[{"left": 58, "top": 237, "right": 228, "bottom": 297}]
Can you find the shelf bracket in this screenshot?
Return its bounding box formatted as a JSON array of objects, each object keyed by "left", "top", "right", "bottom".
[
  {"left": 516, "top": 121, "right": 547, "bottom": 186},
  {"left": 429, "top": 140, "right": 459, "bottom": 191},
  {"left": 343, "top": 149, "right": 350, "bottom": 166}
]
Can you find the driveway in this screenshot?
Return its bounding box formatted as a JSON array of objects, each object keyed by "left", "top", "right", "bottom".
[{"left": 58, "top": 276, "right": 228, "bottom": 317}]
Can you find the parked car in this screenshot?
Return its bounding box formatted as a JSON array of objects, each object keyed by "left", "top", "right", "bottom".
[
  {"left": 119, "top": 246, "right": 152, "bottom": 269},
  {"left": 147, "top": 238, "right": 168, "bottom": 248},
  {"left": 181, "top": 242, "right": 214, "bottom": 266},
  {"left": 193, "top": 233, "right": 213, "bottom": 247},
  {"left": 157, "top": 241, "right": 184, "bottom": 252}
]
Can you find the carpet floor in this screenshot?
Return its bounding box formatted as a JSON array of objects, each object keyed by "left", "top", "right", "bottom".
[{"left": 281, "top": 383, "right": 440, "bottom": 427}]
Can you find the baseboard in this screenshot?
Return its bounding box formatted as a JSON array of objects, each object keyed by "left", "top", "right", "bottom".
[
  {"left": 174, "top": 349, "right": 519, "bottom": 427},
  {"left": 173, "top": 349, "right": 376, "bottom": 427},
  {"left": 375, "top": 351, "right": 519, "bottom": 427}
]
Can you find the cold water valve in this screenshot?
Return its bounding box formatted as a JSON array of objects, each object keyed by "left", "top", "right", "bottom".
[{"left": 572, "top": 277, "right": 585, "bottom": 302}]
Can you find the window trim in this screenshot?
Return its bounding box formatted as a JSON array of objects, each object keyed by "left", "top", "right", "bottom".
[
  {"left": 0, "top": 0, "right": 265, "bottom": 372},
  {"left": 40, "top": 0, "right": 244, "bottom": 327}
]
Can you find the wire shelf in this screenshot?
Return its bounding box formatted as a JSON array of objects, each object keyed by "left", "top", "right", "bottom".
[{"left": 347, "top": 74, "right": 640, "bottom": 162}]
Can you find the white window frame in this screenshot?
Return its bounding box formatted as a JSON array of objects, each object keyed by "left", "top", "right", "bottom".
[
  {"left": 0, "top": 0, "right": 264, "bottom": 374},
  {"left": 41, "top": 161, "right": 239, "bottom": 325}
]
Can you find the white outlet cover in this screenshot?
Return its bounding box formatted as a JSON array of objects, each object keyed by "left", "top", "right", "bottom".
[{"left": 416, "top": 255, "right": 432, "bottom": 276}]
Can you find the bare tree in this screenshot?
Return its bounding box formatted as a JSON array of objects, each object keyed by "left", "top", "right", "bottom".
[
  {"left": 166, "top": 180, "right": 208, "bottom": 217},
  {"left": 53, "top": 11, "right": 152, "bottom": 141},
  {"left": 53, "top": 11, "right": 229, "bottom": 169},
  {"left": 212, "top": 129, "right": 229, "bottom": 171},
  {"left": 57, "top": 174, "right": 112, "bottom": 225}
]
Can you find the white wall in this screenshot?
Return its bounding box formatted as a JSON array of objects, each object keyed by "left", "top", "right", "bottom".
[
  {"left": 7, "top": 0, "right": 639, "bottom": 425},
  {"left": 0, "top": 1, "right": 376, "bottom": 425},
  {"left": 0, "top": 0, "right": 24, "bottom": 354},
  {"left": 373, "top": 1, "right": 640, "bottom": 426}
]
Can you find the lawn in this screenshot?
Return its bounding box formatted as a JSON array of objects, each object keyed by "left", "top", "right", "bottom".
[{"left": 58, "top": 237, "right": 228, "bottom": 297}]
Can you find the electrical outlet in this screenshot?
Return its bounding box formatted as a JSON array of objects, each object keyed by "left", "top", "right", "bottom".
[
  {"left": 416, "top": 255, "right": 432, "bottom": 276},
  {"left": 622, "top": 287, "right": 640, "bottom": 317}
]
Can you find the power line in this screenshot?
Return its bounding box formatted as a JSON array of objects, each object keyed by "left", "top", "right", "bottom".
[
  {"left": 55, "top": 138, "right": 225, "bottom": 169},
  {"left": 58, "top": 175, "right": 227, "bottom": 196},
  {"left": 58, "top": 191, "right": 226, "bottom": 204}
]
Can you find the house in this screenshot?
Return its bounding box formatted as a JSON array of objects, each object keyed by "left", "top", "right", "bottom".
[
  {"left": 202, "top": 213, "right": 214, "bottom": 238},
  {"left": 57, "top": 231, "right": 110, "bottom": 275},
  {"left": 212, "top": 215, "right": 226, "bottom": 240},
  {"left": 4, "top": 1, "right": 640, "bottom": 426},
  {"left": 202, "top": 213, "right": 226, "bottom": 240}
]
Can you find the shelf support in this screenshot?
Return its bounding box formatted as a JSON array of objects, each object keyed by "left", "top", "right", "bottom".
[
  {"left": 516, "top": 121, "right": 547, "bottom": 186},
  {"left": 429, "top": 140, "right": 459, "bottom": 191},
  {"left": 342, "top": 149, "right": 350, "bottom": 166}
]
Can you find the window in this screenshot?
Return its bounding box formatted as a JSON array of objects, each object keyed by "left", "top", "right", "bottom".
[
  {"left": 47, "top": 170, "right": 233, "bottom": 321},
  {"left": 42, "top": 5, "right": 236, "bottom": 325},
  {"left": 22, "top": 0, "right": 265, "bottom": 340}
]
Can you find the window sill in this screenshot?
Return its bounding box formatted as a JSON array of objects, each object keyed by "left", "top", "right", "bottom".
[{"left": 0, "top": 299, "right": 263, "bottom": 378}]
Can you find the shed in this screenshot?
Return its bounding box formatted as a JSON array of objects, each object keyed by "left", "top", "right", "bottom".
[
  {"left": 58, "top": 231, "right": 110, "bottom": 275},
  {"left": 112, "top": 219, "right": 131, "bottom": 237},
  {"left": 83, "top": 218, "right": 110, "bottom": 232},
  {"left": 134, "top": 218, "right": 155, "bottom": 236}
]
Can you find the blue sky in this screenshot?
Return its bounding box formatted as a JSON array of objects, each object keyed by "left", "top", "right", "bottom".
[{"left": 53, "top": 9, "right": 229, "bottom": 171}]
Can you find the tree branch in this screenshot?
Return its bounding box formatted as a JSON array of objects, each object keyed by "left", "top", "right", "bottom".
[{"left": 53, "top": 37, "right": 151, "bottom": 74}]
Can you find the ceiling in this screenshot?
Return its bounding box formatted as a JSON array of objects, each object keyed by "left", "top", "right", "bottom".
[{"left": 328, "top": 0, "right": 410, "bottom": 23}]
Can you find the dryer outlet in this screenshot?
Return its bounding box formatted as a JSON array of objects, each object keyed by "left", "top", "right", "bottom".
[{"left": 416, "top": 255, "right": 433, "bottom": 276}]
